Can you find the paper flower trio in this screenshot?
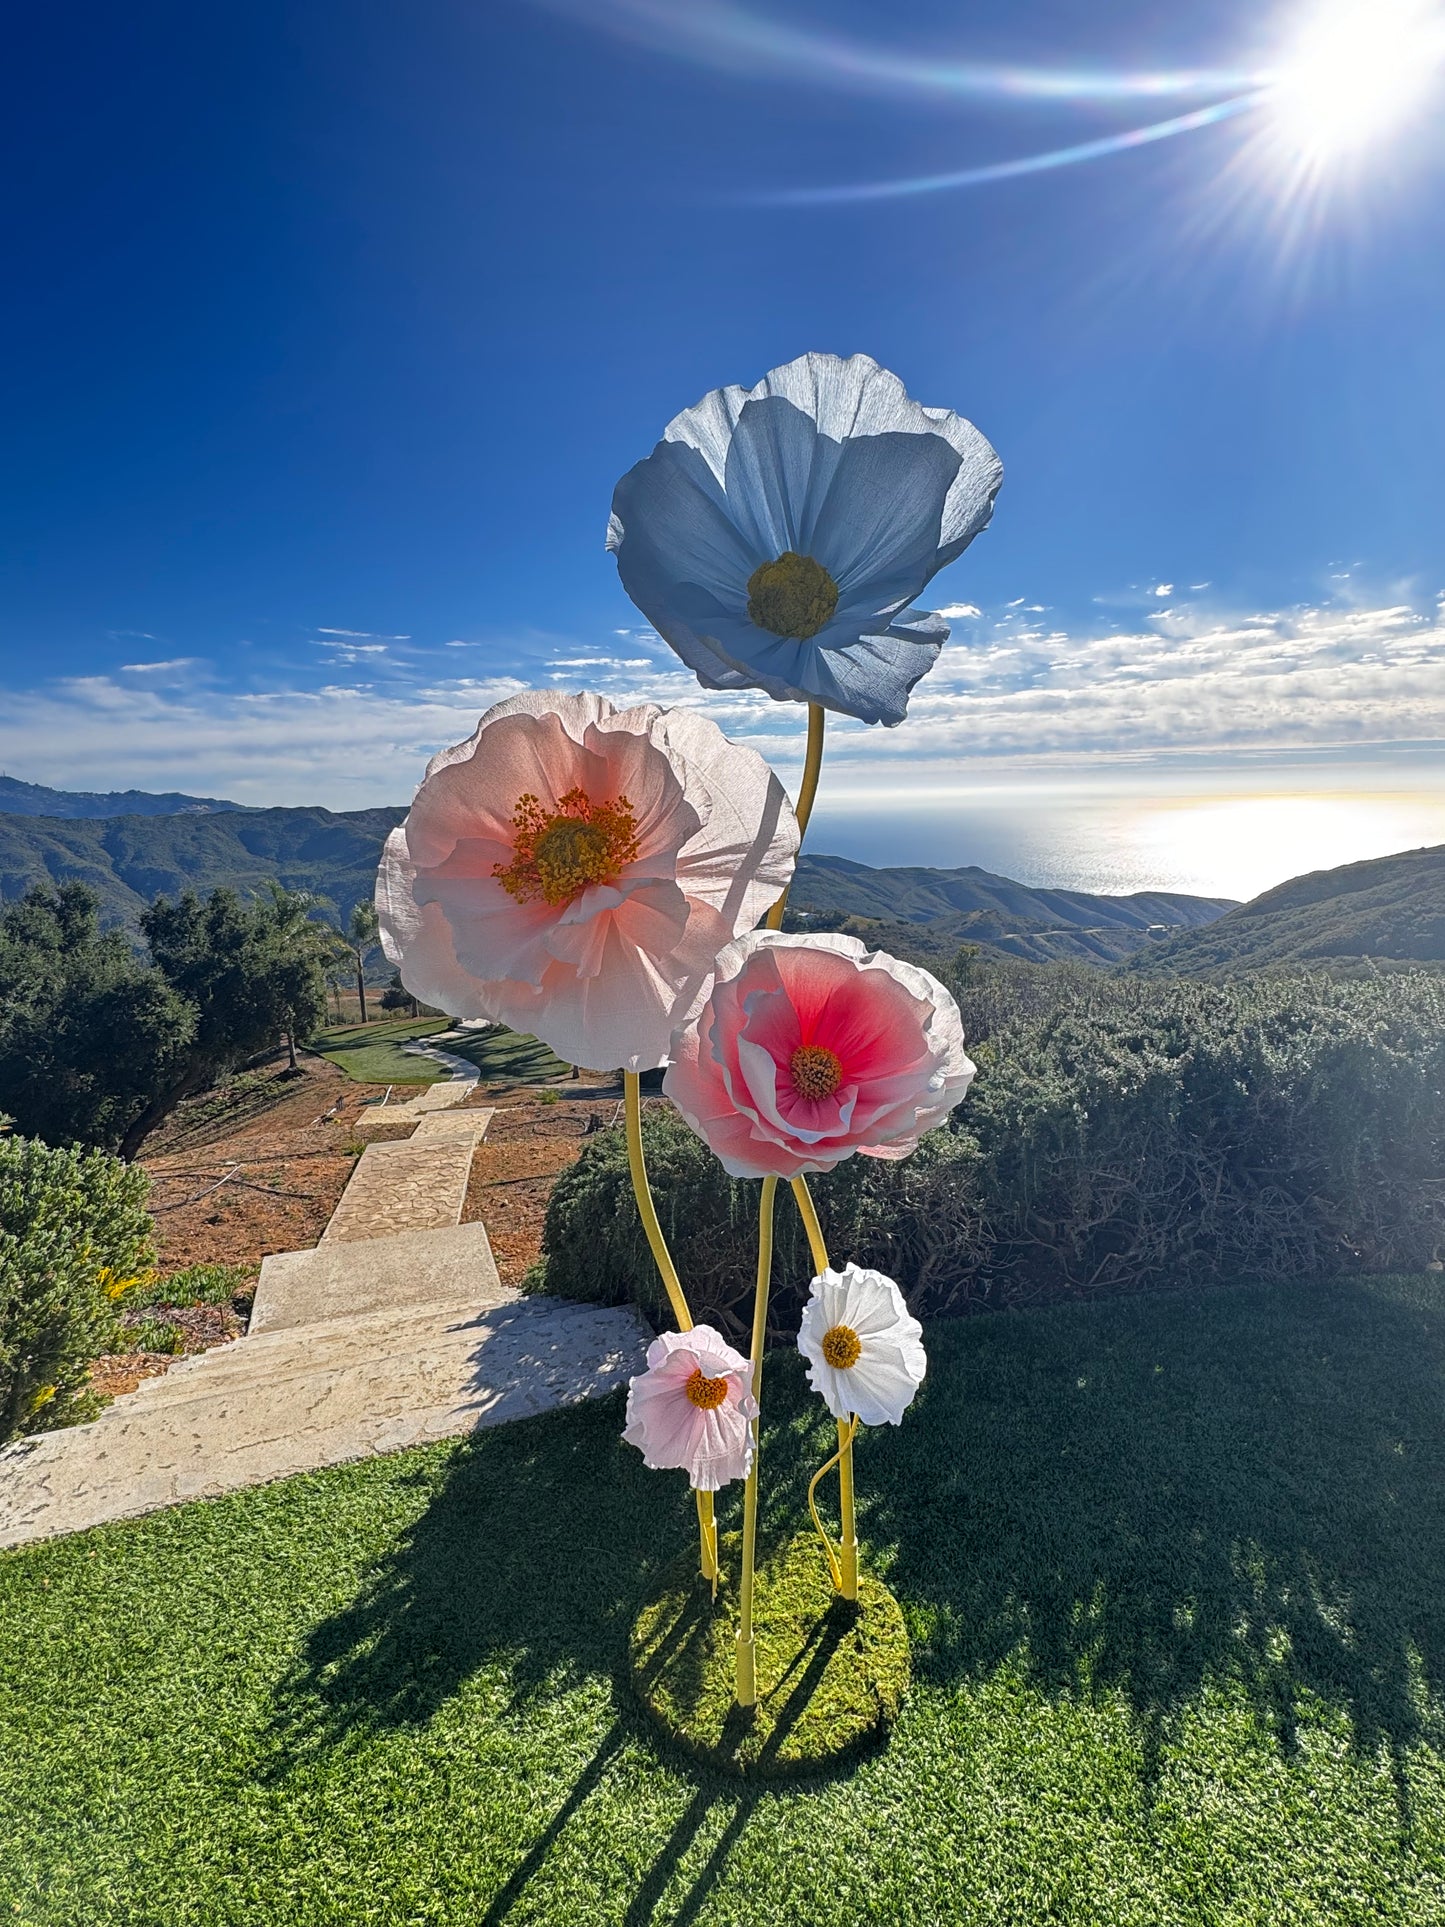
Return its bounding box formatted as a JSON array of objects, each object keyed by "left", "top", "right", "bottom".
[{"left": 379, "top": 353, "right": 1001, "bottom": 1703}]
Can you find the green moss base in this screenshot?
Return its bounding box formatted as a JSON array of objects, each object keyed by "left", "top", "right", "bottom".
[{"left": 627, "top": 1530, "right": 910, "bottom": 1779}]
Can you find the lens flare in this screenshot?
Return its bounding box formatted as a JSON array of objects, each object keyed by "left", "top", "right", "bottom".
[
  {"left": 532, "top": 0, "right": 1262, "bottom": 102},
  {"left": 752, "top": 95, "right": 1266, "bottom": 206},
  {"left": 1265, "top": 0, "right": 1445, "bottom": 163}
]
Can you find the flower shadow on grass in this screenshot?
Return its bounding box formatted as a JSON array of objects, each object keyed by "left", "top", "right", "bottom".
[
  {"left": 853, "top": 1273, "right": 1445, "bottom": 1801},
  {"left": 267, "top": 1273, "right": 1445, "bottom": 1918}
]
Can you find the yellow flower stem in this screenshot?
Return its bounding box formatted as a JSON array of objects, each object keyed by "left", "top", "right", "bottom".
[
  {"left": 792, "top": 1174, "right": 859, "bottom": 1600},
  {"left": 623, "top": 1069, "right": 716, "bottom": 1585},
  {"left": 764, "top": 702, "right": 826, "bottom": 932},
  {"left": 735, "top": 1173, "right": 778, "bottom": 1707}
]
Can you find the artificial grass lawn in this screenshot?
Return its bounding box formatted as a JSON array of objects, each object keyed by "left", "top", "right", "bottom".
[
  {"left": 313, "top": 1016, "right": 452, "bottom": 1084},
  {"left": 6, "top": 1275, "right": 1445, "bottom": 1925}
]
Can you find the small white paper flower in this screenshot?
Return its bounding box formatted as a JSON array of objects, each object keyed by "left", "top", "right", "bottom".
[
  {"left": 797, "top": 1264, "right": 925, "bottom": 1427},
  {"left": 622, "top": 1325, "right": 759, "bottom": 1491}
]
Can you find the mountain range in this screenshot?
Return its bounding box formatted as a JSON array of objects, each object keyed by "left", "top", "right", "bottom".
[
  {"left": 0, "top": 780, "right": 1437, "bottom": 974},
  {"left": 0, "top": 774, "right": 239, "bottom": 819}
]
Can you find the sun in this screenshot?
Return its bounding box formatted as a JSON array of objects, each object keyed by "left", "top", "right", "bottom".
[{"left": 1266, "top": 0, "right": 1445, "bottom": 164}]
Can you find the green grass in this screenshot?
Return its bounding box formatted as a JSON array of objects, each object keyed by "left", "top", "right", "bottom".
[
  {"left": 314, "top": 1017, "right": 572, "bottom": 1087},
  {"left": 313, "top": 1015, "right": 452, "bottom": 1084},
  {"left": 441, "top": 1026, "right": 572, "bottom": 1084},
  {"left": 5, "top": 1275, "right": 1445, "bottom": 1924}
]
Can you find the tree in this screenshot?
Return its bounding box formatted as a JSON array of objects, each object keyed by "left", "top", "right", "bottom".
[
  {"left": 346, "top": 900, "right": 381, "bottom": 1023},
  {"left": 0, "top": 885, "right": 196, "bottom": 1153},
  {"left": 0, "top": 879, "right": 333, "bottom": 1157}
]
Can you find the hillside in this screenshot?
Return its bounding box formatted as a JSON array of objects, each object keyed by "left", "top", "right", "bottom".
[
  {"left": 0, "top": 805, "right": 405, "bottom": 929},
  {"left": 0, "top": 810, "right": 1236, "bottom": 962},
  {"left": 0, "top": 774, "right": 240, "bottom": 818},
  {"left": 788, "top": 854, "right": 1236, "bottom": 964},
  {"left": 1127, "top": 844, "right": 1445, "bottom": 976}
]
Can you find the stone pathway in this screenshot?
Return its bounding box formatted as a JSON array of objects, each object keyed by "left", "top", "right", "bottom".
[{"left": 0, "top": 1102, "right": 650, "bottom": 1551}]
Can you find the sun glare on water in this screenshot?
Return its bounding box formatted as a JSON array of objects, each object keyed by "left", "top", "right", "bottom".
[{"left": 1266, "top": 0, "right": 1445, "bottom": 164}]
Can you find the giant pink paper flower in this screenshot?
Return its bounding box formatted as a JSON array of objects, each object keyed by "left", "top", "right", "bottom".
[
  {"left": 623, "top": 1326, "right": 758, "bottom": 1491},
  {"left": 664, "top": 931, "right": 975, "bottom": 1179},
  {"left": 376, "top": 692, "right": 798, "bottom": 1073}
]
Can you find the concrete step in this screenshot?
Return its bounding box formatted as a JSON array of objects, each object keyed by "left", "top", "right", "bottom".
[
  {"left": 0, "top": 1296, "right": 652, "bottom": 1550},
  {"left": 122, "top": 1295, "right": 515, "bottom": 1403},
  {"left": 252, "top": 1221, "right": 505, "bottom": 1335}
]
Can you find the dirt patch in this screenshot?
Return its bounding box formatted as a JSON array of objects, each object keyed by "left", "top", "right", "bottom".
[
  {"left": 462, "top": 1082, "right": 622, "bottom": 1285},
  {"left": 140, "top": 1055, "right": 386, "bottom": 1273}
]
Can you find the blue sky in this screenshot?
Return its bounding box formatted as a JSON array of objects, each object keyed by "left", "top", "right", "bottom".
[{"left": 1, "top": 0, "right": 1442, "bottom": 848}]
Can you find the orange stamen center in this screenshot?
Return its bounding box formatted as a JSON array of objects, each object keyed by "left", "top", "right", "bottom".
[
  {"left": 684, "top": 1368, "right": 729, "bottom": 1410},
  {"left": 821, "top": 1324, "right": 862, "bottom": 1370},
  {"left": 493, "top": 785, "right": 641, "bottom": 907},
  {"left": 789, "top": 1044, "right": 843, "bottom": 1101}
]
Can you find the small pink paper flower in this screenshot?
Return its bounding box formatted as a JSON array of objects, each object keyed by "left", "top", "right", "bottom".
[
  {"left": 623, "top": 1326, "right": 758, "bottom": 1491},
  {"left": 376, "top": 691, "right": 798, "bottom": 1073},
  {"left": 664, "top": 931, "right": 975, "bottom": 1179}
]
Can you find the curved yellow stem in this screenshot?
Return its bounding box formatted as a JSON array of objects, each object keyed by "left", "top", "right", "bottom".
[
  {"left": 623, "top": 1070, "right": 716, "bottom": 1583},
  {"left": 735, "top": 1174, "right": 778, "bottom": 1707},
  {"left": 765, "top": 702, "right": 826, "bottom": 932},
  {"left": 790, "top": 1174, "right": 830, "bottom": 1278},
  {"left": 806, "top": 1416, "right": 859, "bottom": 1593},
  {"left": 792, "top": 1175, "right": 860, "bottom": 1598},
  {"left": 624, "top": 1071, "right": 691, "bottom": 1333}
]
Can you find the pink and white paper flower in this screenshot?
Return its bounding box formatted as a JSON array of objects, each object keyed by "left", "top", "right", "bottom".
[
  {"left": 797, "top": 1264, "right": 926, "bottom": 1426},
  {"left": 664, "top": 931, "right": 975, "bottom": 1179},
  {"left": 376, "top": 691, "right": 798, "bottom": 1073},
  {"left": 623, "top": 1326, "right": 759, "bottom": 1491}
]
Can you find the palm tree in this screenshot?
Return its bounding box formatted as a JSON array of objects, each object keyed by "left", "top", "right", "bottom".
[{"left": 347, "top": 901, "right": 381, "bottom": 1024}]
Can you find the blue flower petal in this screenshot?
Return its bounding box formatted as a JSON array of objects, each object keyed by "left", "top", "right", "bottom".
[{"left": 609, "top": 352, "right": 1002, "bottom": 725}]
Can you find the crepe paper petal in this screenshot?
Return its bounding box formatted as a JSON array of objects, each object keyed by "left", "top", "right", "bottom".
[
  {"left": 609, "top": 352, "right": 1001, "bottom": 725},
  {"left": 622, "top": 1325, "right": 759, "bottom": 1491},
  {"left": 797, "top": 1265, "right": 926, "bottom": 1426},
  {"left": 378, "top": 690, "right": 798, "bottom": 1072},
  {"left": 664, "top": 930, "right": 975, "bottom": 1178}
]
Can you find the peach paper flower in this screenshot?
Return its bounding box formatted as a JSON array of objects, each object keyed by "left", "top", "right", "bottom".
[
  {"left": 664, "top": 931, "right": 975, "bottom": 1179},
  {"left": 376, "top": 691, "right": 798, "bottom": 1072},
  {"left": 623, "top": 1326, "right": 759, "bottom": 1491}
]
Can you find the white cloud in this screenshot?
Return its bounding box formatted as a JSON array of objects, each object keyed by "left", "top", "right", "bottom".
[
  {"left": 934, "top": 602, "right": 981, "bottom": 620},
  {"left": 315, "top": 627, "right": 411, "bottom": 641},
  {"left": 2, "top": 591, "right": 1440, "bottom": 808},
  {"left": 119, "top": 658, "right": 199, "bottom": 674}
]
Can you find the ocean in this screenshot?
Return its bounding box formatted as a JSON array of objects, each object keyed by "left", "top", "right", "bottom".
[{"left": 806, "top": 784, "right": 1445, "bottom": 903}]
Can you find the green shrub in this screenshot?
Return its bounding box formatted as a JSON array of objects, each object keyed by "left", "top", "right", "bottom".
[
  {"left": 538, "top": 972, "right": 1445, "bottom": 1330},
  {"left": 538, "top": 1103, "right": 983, "bottom": 1343},
  {"left": 0, "top": 1137, "right": 154, "bottom": 1441}
]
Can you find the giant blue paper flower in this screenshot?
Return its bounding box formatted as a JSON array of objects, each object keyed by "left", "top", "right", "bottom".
[{"left": 608, "top": 352, "right": 1002, "bottom": 727}]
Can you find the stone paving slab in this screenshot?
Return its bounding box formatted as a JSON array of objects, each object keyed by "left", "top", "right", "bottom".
[
  {"left": 320, "top": 1140, "right": 476, "bottom": 1243},
  {"left": 0, "top": 1298, "right": 652, "bottom": 1550},
  {"left": 252, "top": 1222, "right": 506, "bottom": 1335},
  {"left": 410, "top": 1108, "right": 495, "bottom": 1142}
]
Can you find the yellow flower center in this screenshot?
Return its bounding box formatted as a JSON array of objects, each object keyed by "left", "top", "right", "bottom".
[
  {"left": 746, "top": 551, "right": 840, "bottom": 641},
  {"left": 789, "top": 1044, "right": 843, "bottom": 1101},
  {"left": 493, "top": 785, "right": 641, "bottom": 907},
  {"left": 821, "top": 1324, "right": 862, "bottom": 1370},
  {"left": 684, "top": 1367, "right": 730, "bottom": 1409}
]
